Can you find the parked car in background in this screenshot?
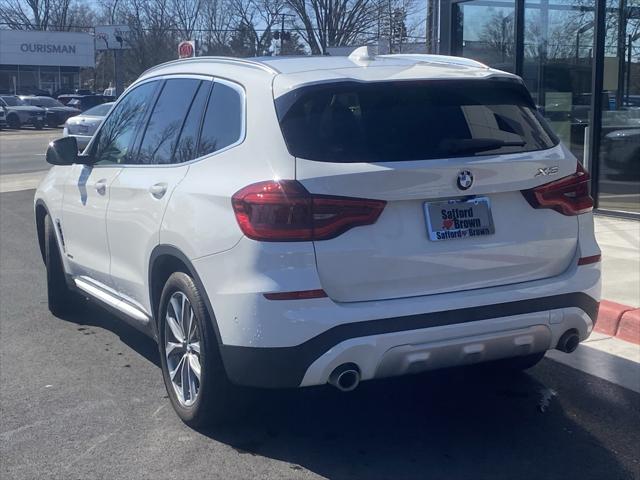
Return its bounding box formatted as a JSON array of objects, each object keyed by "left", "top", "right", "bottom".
[
  {"left": 103, "top": 87, "right": 116, "bottom": 97},
  {"left": 20, "top": 96, "right": 81, "bottom": 127},
  {"left": 36, "top": 53, "right": 601, "bottom": 428},
  {"left": 62, "top": 102, "right": 113, "bottom": 150},
  {"left": 0, "top": 106, "right": 7, "bottom": 129},
  {"left": 0, "top": 95, "right": 45, "bottom": 129},
  {"left": 603, "top": 128, "right": 640, "bottom": 176},
  {"left": 57, "top": 94, "right": 107, "bottom": 111}
]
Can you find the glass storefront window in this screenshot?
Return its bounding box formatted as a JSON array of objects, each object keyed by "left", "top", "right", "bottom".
[
  {"left": 39, "top": 66, "right": 60, "bottom": 96},
  {"left": 0, "top": 65, "right": 19, "bottom": 94},
  {"left": 19, "top": 66, "right": 38, "bottom": 93},
  {"left": 522, "top": 0, "right": 595, "bottom": 165},
  {"left": 454, "top": 0, "right": 517, "bottom": 72},
  {"left": 598, "top": 0, "right": 640, "bottom": 213},
  {"left": 60, "top": 69, "right": 79, "bottom": 93}
]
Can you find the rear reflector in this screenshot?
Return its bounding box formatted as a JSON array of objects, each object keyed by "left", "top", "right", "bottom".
[
  {"left": 264, "top": 289, "right": 328, "bottom": 300},
  {"left": 521, "top": 163, "right": 593, "bottom": 216},
  {"left": 232, "top": 180, "right": 386, "bottom": 241},
  {"left": 578, "top": 254, "right": 601, "bottom": 266}
]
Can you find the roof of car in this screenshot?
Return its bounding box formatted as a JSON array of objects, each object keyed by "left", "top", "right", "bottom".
[{"left": 140, "top": 51, "right": 518, "bottom": 97}]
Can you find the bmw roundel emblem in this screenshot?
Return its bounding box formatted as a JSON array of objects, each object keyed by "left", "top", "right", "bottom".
[{"left": 457, "top": 170, "right": 474, "bottom": 190}]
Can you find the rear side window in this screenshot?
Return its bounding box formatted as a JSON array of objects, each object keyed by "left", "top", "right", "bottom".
[
  {"left": 198, "top": 82, "right": 243, "bottom": 157},
  {"left": 173, "top": 81, "right": 211, "bottom": 164},
  {"left": 276, "top": 80, "right": 559, "bottom": 163},
  {"left": 135, "top": 78, "right": 202, "bottom": 165}
]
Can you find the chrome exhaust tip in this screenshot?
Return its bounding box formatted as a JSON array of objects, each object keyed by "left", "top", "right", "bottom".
[{"left": 328, "top": 363, "right": 361, "bottom": 392}]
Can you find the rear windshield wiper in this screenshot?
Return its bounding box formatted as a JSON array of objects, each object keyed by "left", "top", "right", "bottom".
[{"left": 440, "top": 137, "right": 526, "bottom": 154}]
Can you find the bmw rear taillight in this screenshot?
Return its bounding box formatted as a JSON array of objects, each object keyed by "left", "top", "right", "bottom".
[
  {"left": 522, "top": 163, "right": 593, "bottom": 216},
  {"left": 231, "top": 180, "right": 386, "bottom": 241}
]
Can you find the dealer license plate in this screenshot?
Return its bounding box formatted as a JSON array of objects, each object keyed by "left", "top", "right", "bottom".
[{"left": 424, "top": 197, "right": 495, "bottom": 241}]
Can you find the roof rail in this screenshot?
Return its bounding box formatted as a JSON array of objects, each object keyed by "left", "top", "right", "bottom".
[
  {"left": 379, "top": 54, "right": 489, "bottom": 69},
  {"left": 141, "top": 56, "right": 280, "bottom": 77}
]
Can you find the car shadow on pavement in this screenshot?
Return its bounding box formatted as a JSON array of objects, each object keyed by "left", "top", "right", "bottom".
[
  {"left": 199, "top": 363, "right": 637, "bottom": 480},
  {"left": 57, "top": 300, "right": 161, "bottom": 368}
]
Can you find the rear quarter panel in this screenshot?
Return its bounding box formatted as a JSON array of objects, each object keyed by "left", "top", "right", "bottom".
[{"left": 160, "top": 71, "right": 295, "bottom": 260}]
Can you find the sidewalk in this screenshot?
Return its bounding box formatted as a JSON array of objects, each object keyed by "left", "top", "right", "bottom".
[
  {"left": 548, "top": 214, "right": 640, "bottom": 393},
  {"left": 595, "top": 215, "right": 640, "bottom": 307}
]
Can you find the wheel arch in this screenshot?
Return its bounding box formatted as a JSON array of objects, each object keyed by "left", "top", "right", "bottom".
[
  {"left": 34, "top": 199, "right": 49, "bottom": 264},
  {"left": 6, "top": 112, "right": 20, "bottom": 127},
  {"left": 148, "top": 245, "right": 224, "bottom": 348}
]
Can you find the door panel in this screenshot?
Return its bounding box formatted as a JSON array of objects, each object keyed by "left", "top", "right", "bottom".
[
  {"left": 61, "top": 164, "right": 122, "bottom": 285},
  {"left": 105, "top": 77, "right": 206, "bottom": 313},
  {"left": 106, "top": 166, "right": 189, "bottom": 312}
]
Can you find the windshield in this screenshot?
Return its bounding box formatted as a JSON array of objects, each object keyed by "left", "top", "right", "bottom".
[
  {"left": 1, "top": 96, "right": 25, "bottom": 107},
  {"left": 30, "top": 97, "right": 64, "bottom": 107},
  {"left": 276, "top": 80, "right": 559, "bottom": 163},
  {"left": 83, "top": 103, "right": 112, "bottom": 117}
]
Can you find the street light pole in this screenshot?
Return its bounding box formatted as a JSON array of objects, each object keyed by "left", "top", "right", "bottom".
[{"left": 281, "top": 14, "right": 285, "bottom": 55}]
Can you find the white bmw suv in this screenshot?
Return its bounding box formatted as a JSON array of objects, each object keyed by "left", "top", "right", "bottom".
[{"left": 35, "top": 51, "right": 601, "bottom": 427}]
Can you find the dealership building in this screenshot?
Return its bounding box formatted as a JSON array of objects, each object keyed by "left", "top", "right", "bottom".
[
  {"left": 0, "top": 30, "right": 95, "bottom": 96},
  {"left": 434, "top": 0, "right": 640, "bottom": 217}
]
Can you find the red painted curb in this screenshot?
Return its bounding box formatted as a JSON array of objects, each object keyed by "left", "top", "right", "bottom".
[
  {"left": 616, "top": 309, "right": 640, "bottom": 345},
  {"left": 594, "top": 300, "right": 634, "bottom": 337}
]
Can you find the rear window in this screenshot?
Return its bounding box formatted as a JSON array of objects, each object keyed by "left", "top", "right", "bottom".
[
  {"left": 276, "top": 80, "right": 559, "bottom": 163},
  {"left": 83, "top": 103, "right": 112, "bottom": 117}
]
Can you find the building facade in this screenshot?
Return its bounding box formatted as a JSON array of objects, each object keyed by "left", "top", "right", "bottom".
[
  {"left": 0, "top": 30, "right": 95, "bottom": 96},
  {"left": 437, "top": 0, "right": 640, "bottom": 217}
]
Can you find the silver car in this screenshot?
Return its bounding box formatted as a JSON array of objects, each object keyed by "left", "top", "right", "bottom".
[
  {"left": 62, "top": 102, "right": 113, "bottom": 150},
  {"left": 0, "top": 95, "right": 46, "bottom": 129}
]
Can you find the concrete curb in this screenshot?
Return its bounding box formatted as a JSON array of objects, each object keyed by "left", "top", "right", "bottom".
[{"left": 594, "top": 300, "right": 640, "bottom": 345}]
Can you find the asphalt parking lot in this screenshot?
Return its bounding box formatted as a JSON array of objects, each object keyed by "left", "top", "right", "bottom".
[
  {"left": 0, "top": 128, "right": 61, "bottom": 175},
  {"left": 1, "top": 131, "right": 639, "bottom": 479}
]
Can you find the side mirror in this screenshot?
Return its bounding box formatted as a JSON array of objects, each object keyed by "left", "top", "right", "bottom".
[{"left": 46, "top": 137, "right": 83, "bottom": 165}]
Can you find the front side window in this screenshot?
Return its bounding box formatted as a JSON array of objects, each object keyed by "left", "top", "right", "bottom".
[
  {"left": 135, "top": 78, "right": 202, "bottom": 165},
  {"left": 91, "top": 82, "right": 157, "bottom": 165},
  {"left": 276, "top": 80, "right": 559, "bottom": 163},
  {"left": 36, "top": 97, "right": 64, "bottom": 107},
  {"left": 198, "top": 82, "right": 243, "bottom": 157}
]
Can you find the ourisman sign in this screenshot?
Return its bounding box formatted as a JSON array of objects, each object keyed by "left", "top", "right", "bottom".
[
  {"left": 20, "top": 43, "right": 77, "bottom": 54},
  {"left": 0, "top": 30, "right": 94, "bottom": 67}
]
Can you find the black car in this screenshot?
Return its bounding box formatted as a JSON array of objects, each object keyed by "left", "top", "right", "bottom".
[
  {"left": 19, "top": 96, "right": 81, "bottom": 127},
  {"left": 57, "top": 94, "right": 108, "bottom": 112}
]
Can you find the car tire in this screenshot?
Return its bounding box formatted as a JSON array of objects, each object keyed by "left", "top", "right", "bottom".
[
  {"left": 7, "top": 114, "right": 20, "bottom": 129},
  {"left": 158, "top": 272, "right": 240, "bottom": 428},
  {"left": 486, "top": 351, "right": 546, "bottom": 373},
  {"left": 44, "top": 214, "right": 78, "bottom": 316}
]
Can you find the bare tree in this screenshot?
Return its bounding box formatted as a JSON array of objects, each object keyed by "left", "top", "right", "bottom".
[
  {"left": 287, "top": 0, "right": 379, "bottom": 54},
  {"left": 199, "top": 0, "right": 235, "bottom": 54},
  {"left": 171, "top": 0, "right": 202, "bottom": 40},
  {"left": 478, "top": 9, "right": 514, "bottom": 63},
  {"left": 230, "top": 0, "right": 283, "bottom": 56},
  {"left": 0, "top": 0, "right": 87, "bottom": 30}
]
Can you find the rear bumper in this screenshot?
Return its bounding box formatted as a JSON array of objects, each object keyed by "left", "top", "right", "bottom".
[
  {"left": 219, "top": 292, "right": 598, "bottom": 388},
  {"left": 193, "top": 218, "right": 601, "bottom": 389}
]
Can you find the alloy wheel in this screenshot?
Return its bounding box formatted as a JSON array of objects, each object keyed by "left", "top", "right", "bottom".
[{"left": 164, "top": 291, "right": 202, "bottom": 407}]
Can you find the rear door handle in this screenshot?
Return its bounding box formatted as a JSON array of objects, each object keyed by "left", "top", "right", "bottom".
[
  {"left": 95, "top": 179, "right": 107, "bottom": 195},
  {"left": 149, "top": 182, "right": 168, "bottom": 199}
]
